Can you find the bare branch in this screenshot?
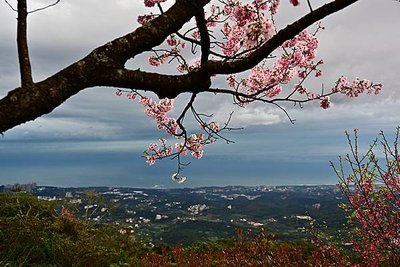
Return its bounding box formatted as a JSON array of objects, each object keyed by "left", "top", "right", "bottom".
[
  {"left": 3, "top": 0, "right": 62, "bottom": 13},
  {"left": 176, "top": 93, "right": 197, "bottom": 133},
  {"left": 28, "top": 0, "right": 61, "bottom": 14},
  {"left": 4, "top": 0, "right": 17, "bottom": 12},
  {"left": 307, "top": 0, "right": 314, "bottom": 12}
]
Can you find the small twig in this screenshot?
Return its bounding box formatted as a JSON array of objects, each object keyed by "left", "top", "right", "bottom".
[
  {"left": 307, "top": 0, "right": 314, "bottom": 12},
  {"left": 4, "top": 0, "right": 17, "bottom": 12},
  {"left": 272, "top": 102, "right": 296, "bottom": 124},
  {"left": 29, "top": 0, "right": 61, "bottom": 14},
  {"left": 176, "top": 92, "right": 197, "bottom": 134},
  {"left": 157, "top": 2, "right": 164, "bottom": 14},
  {"left": 25, "top": 204, "right": 32, "bottom": 217}
]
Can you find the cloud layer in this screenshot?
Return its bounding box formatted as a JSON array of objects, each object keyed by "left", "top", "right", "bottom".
[{"left": 0, "top": 0, "right": 399, "bottom": 187}]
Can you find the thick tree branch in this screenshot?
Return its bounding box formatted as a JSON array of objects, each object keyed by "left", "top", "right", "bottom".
[
  {"left": 17, "top": 0, "right": 33, "bottom": 87},
  {"left": 0, "top": 0, "right": 359, "bottom": 134},
  {"left": 0, "top": 61, "right": 94, "bottom": 133},
  {"left": 97, "top": 68, "right": 210, "bottom": 99},
  {"left": 0, "top": 0, "right": 211, "bottom": 133}
]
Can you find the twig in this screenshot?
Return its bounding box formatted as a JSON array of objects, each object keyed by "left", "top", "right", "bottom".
[
  {"left": 307, "top": 0, "right": 314, "bottom": 12},
  {"left": 29, "top": 0, "right": 61, "bottom": 14},
  {"left": 4, "top": 0, "right": 17, "bottom": 12}
]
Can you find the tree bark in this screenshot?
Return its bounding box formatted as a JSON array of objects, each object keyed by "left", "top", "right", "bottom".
[{"left": 17, "top": 0, "right": 33, "bottom": 87}]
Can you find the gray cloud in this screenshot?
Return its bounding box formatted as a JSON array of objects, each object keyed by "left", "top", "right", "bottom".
[{"left": 0, "top": 0, "right": 399, "bottom": 187}]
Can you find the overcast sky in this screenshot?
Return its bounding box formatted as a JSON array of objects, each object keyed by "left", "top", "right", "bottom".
[{"left": 0, "top": 0, "right": 399, "bottom": 188}]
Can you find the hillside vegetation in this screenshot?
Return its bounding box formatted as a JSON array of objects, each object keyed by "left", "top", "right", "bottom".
[{"left": 0, "top": 192, "right": 332, "bottom": 266}]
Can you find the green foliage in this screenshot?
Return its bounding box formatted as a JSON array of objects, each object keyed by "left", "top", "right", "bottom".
[
  {"left": 0, "top": 193, "right": 146, "bottom": 267},
  {"left": 0, "top": 192, "right": 345, "bottom": 266},
  {"left": 0, "top": 192, "right": 56, "bottom": 218}
]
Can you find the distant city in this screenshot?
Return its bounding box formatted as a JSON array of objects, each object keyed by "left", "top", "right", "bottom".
[
  {"left": 0, "top": 182, "right": 37, "bottom": 193},
  {"left": 0, "top": 182, "right": 346, "bottom": 245}
]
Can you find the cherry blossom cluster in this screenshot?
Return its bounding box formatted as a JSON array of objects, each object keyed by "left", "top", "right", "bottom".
[
  {"left": 116, "top": 89, "right": 223, "bottom": 174},
  {"left": 227, "top": 25, "right": 382, "bottom": 109},
  {"left": 137, "top": 14, "right": 156, "bottom": 25},
  {"left": 227, "top": 28, "right": 324, "bottom": 105},
  {"left": 222, "top": 1, "right": 275, "bottom": 55},
  {"left": 332, "top": 76, "right": 383, "bottom": 97},
  {"left": 116, "top": 89, "right": 178, "bottom": 137},
  {"left": 142, "top": 132, "right": 211, "bottom": 167},
  {"left": 269, "top": 0, "right": 281, "bottom": 15},
  {"left": 144, "top": 0, "right": 167, "bottom": 8},
  {"left": 137, "top": 96, "right": 216, "bottom": 163},
  {"left": 313, "top": 76, "right": 382, "bottom": 109},
  {"left": 139, "top": 96, "right": 178, "bottom": 135},
  {"left": 143, "top": 138, "right": 173, "bottom": 166}
]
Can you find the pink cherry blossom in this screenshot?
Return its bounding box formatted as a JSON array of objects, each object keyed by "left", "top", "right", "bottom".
[
  {"left": 137, "top": 14, "right": 155, "bottom": 25},
  {"left": 144, "top": 0, "right": 167, "bottom": 8},
  {"left": 320, "top": 96, "right": 330, "bottom": 109}
]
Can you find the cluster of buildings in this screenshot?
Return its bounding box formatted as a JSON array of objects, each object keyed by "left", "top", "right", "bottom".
[{"left": 0, "top": 183, "right": 37, "bottom": 193}]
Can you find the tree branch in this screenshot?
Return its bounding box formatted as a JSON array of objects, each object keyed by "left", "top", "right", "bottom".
[
  {"left": 29, "top": 0, "right": 61, "bottom": 14},
  {"left": 17, "top": 0, "right": 33, "bottom": 87},
  {"left": 97, "top": 68, "right": 210, "bottom": 99},
  {"left": 0, "top": 0, "right": 211, "bottom": 133},
  {"left": 194, "top": 8, "right": 210, "bottom": 65},
  {"left": 0, "top": 0, "right": 359, "bottom": 134},
  {"left": 4, "top": 0, "right": 17, "bottom": 12},
  {"left": 0, "top": 61, "right": 92, "bottom": 133}
]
